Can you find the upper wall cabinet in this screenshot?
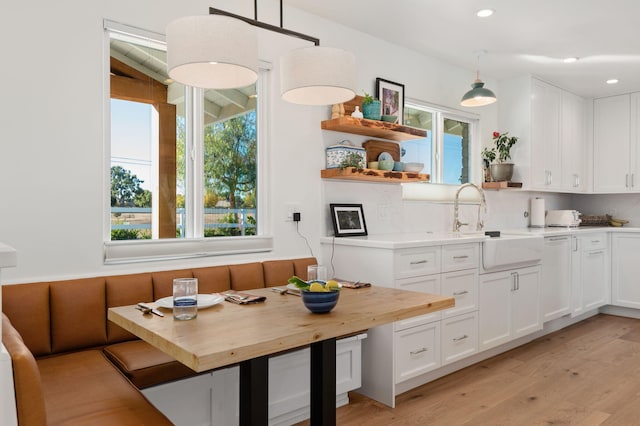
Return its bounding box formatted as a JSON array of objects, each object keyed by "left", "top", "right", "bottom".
[
  {"left": 593, "top": 93, "right": 640, "bottom": 192},
  {"left": 498, "top": 77, "right": 587, "bottom": 192}
]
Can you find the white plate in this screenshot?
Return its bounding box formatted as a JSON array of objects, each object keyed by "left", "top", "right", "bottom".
[{"left": 155, "top": 294, "right": 225, "bottom": 309}]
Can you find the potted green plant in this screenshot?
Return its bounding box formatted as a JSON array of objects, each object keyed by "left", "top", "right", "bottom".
[
  {"left": 482, "top": 131, "right": 519, "bottom": 182},
  {"left": 361, "top": 92, "right": 381, "bottom": 120}
]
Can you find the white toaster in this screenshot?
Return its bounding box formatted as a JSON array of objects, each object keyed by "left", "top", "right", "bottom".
[{"left": 546, "top": 210, "right": 581, "bottom": 227}]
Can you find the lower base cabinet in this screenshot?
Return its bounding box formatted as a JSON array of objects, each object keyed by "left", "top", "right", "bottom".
[
  {"left": 611, "top": 234, "right": 640, "bottom": 309},
  {"left": 479, "top": 266, "right": 542, "bottom": 352},
  {"left": 441, "top": 312, "right": 478, "bottom": 365},
  {"left": 572, "top": 233, "right": 610, "bottom": 316},
  {"left": 143, "top": 335, "right": 365, "bottom": 426},
  {"left": 395, "top": 322, "right": 440, "bottom": 383}
]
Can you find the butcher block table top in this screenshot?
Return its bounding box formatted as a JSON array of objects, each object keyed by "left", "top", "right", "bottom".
[{"left": 108, "top": 286, "right": 454, "bottom": 373}]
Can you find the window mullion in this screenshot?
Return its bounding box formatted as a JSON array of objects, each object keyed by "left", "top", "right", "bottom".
[{"left": 185, "top": 87, "right": 204, "bottom": 238}]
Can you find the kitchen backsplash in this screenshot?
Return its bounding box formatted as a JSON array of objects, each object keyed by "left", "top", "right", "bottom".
[{"left": 323, "top": 181, "right": 572, "bottom": 235}]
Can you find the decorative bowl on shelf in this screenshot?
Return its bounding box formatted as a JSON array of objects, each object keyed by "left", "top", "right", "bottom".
[
  {"left": 404, "top": 162, "right": 424, "bottom": 172},
  {"left": 380, "top": 115, "right": 398, "bottom": 123},
  {"left": 378, "top": 160, "right": 394, "bottom": 170},
  {"left": 301, "top": 290, "right": 340, "bottom": 313}
]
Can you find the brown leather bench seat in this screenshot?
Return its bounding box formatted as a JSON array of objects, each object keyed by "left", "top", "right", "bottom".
[{"left": 2, "top": 257, "right": 316, "bottom": 425}]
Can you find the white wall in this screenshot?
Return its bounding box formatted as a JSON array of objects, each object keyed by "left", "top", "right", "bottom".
[{"left": 0, "top": 0, "right": 512, "bottom": 284}]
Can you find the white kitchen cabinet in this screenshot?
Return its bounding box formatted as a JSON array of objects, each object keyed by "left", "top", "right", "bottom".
[
  {"left": 322, "top": 239, "right": 479, "bottom": 407},
  {"left": 562, "top": 91, "right": 587, "bottom": 190},
  {"left": 611, "top": 234, "right": 640, "bottom": 309},
  {"left": 479, "top": 265, "right": 542, "bottom": 351},
  {"left": 499, "top": 76, "right": 586, "bottom": 192},
  {"left": 440, "top": 269, "right": 478, "bottom": 319},
  {"left": 572, "top": 233, "right": 610, "bottom": 316},
  {"left": 593, "top": 93, "right": 640, "bottom": 192},
  {"left": 542, "top": 235, "right": 572, "bottom": 322},
  {"left": 441, "top": 312, "right": 478, "bottom": 365},
  {"left": 395, "top": 322, "right": 441, "bottom": 383},
  {"left": 530, "top": 79, "right": 562, "bottom": 189}
]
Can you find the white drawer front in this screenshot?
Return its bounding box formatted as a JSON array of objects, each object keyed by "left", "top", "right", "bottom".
[
  {"left": 394, "top": 247, "right": 441, "bottom": 279},
  {"left": 394, "top": 275, "right": 442, "bottom": 331},
  {"left": 441, "top": 269, "right": 478, "bottom": 318},
  {"left": 442, "top": 243, "right": 479, "bottom": 272},
  {"left": 441, "top": 312, "right": 478, "bottom": 365},
  {"left": 581, "top": 233, "right": 607, "bottom": 251},
  {"left": 395, "top": 322, "right": 441, "bottom": 384}
]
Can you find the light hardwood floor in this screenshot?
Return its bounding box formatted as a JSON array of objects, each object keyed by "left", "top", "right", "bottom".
[{"left": 304, "top": 314, "right": 640, "bottom": 425}]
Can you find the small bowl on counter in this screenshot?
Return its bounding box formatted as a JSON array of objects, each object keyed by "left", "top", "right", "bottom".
[{"left": 301, "top": 290, "right": 340, "bottom": 314}]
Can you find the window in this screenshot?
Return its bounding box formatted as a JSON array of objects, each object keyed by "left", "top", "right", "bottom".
[
  {"left": 104, "top": 21, "right": 271, "bottom": 263},
  {"left": 404, "top": 102, "right": 477, "bottom": 185}
]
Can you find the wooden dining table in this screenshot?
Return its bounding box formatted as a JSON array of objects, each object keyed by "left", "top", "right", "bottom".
[{"left": 108, "top": 285, "right": 454, "bottom": 426}]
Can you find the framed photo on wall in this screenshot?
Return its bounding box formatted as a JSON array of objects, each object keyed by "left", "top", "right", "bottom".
[
  {"left": 330, "top": 204, "right": 368, "bottom": 237},
  {"left": 376, "top": 78, "right": 405, "bottom": 124}
]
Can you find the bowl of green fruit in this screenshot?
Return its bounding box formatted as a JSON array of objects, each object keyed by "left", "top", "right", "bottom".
[{"left": 288, "top": 276, "right": 341, "bottom": 313}]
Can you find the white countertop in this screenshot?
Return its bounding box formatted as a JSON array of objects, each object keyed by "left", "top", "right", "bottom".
[
  {"left": 0, "top": 243, "right": 16, "bottom": 269},
  {"left": 320, "top": 227, "right": 640, "bottom": 249}
]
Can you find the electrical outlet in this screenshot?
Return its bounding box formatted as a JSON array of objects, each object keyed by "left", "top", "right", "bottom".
[{"left": 285, "top": 203, "right": 300, "bottom": 222}]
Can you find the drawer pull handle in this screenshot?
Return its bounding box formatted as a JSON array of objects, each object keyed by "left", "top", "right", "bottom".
[
  {"left": 410, "top": 260, "right": 428, "bottom": 265},
  {"left": 410, "top": 347, "right": 428, "bottom": 355},
  {"left": 548, "top": 237, "right": 568, "bottom": 241},
  {"left": 452, "top": 335, "right": 469, "bottom": 342},
  {"left": 588, "top": 250, "right": 604, "bottom": 256},
  {"left": 591, "top": 240, "right": 600, "bottom": 244},
  {"left": 453, "top": 255, "right": 469, "bottom": 260},
  {"left": 453, "top": 290, "right": 469, "bottom": 296}
]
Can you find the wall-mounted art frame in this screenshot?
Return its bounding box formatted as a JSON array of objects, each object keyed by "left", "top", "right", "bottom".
[
  {"left": 376, "top": 78, "right": 405, "bottom": 124},
  {"left": 329, "top": 204, "right": 368, "bottom": 237}
]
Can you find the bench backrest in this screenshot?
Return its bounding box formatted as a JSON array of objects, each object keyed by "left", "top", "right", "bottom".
[{"left": 2, "top": 257, "right": 316, "bottom": 357}]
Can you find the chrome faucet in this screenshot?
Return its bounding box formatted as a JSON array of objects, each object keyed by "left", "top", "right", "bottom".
[{"left": 453, "top": 183, "right": 487, "bottom": 232}]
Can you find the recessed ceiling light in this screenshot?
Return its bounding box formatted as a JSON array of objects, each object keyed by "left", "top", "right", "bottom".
[
  {"left": 607, "top": 79, "right": 619, "bottom": 84},
  {"left": 563, "top": 57, "right": 578, "bottom": 63},
  {"left": 476, "top": 9, "right": 494, "bottom": 18}
]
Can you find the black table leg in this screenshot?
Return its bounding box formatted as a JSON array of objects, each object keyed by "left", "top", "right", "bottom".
[
  {"left": 239, "top": 356, "right": 268, "bottom": 426},
  {"left": 310, "top": 338, "right": 337, "bottom": 426}
]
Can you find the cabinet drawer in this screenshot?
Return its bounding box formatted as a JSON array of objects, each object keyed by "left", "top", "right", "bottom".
[
  {"left": 394, "top": 275, "right": 442, "bottom": 330},
  {"left": 442, "top": 243, "right": 479, "bottom": 272},
  {"left": 395, "top": 322, "right": 441, "bottom": 384},
  {"left": 441, "top": 312, "right": 478, "bottom": 365},
  {"left": 441, "top": 269, "right": 478, "bottom": 318},
  {"left": 394, "top": 247, "right": 441, "bottom": 279},
  {"left": 580, "top": 233, "right": 607, "bottom": 251}
]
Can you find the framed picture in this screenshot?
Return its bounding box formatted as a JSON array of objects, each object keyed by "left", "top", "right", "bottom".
[
  {"left": 376, "top": 78, "right": 405, "bottom": 124},
  {"left": 330, "top": 204, "right": 368, "bottom": 237}
]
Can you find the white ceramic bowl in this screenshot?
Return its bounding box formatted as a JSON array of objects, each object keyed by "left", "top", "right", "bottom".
[{"left": 404, "top": 162, "right": 424, "bottom": 172}]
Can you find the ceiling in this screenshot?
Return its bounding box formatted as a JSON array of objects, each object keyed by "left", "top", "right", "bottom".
[{"left": 285, "top": 0, "right": 640, "bottom": 99}]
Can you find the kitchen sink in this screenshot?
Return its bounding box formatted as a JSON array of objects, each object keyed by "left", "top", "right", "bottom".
[{"left": 481, "top": 233, "right": 543, "bottom": 273}]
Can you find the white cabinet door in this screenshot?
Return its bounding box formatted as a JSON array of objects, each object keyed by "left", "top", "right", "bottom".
[
  {"left": 441, "top": 269, "right": 478, "bottom": 319},
  {"left": 582, "top": 249, "right": 609, "bottom": 311},
  {"left": 612, "top": 234, "right": 640, "bottom": 309},
  {"left": 395, "top": 322, "right": 441, "bottom": 384},
  {"left": 479, "top": 270, "right": 512, "bottom": 351},
  {"left": 394, "top": 275, "right": 442, "bottom": 330},
  {"left": 441, "top": 312, "right": 478, "bottom": 365},
  {"left": 561, "top": 91, "right": 586, "bottom": 190},
  {"left": 542, "top": 236, "right": 572, "bottom": 322},
  {"left": 531, "top": 79, "right": 562, "bottom": 189},
  {"left": 511, "top": 266, "right": 542, "bottom": 339},
  {"left": 594, "top": 94, "right": 631, "bottom": 192}
]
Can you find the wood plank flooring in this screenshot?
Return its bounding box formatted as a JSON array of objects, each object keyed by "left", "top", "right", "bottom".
[{"left": 301, "top": 314, "right": 640, "bottom": 425}]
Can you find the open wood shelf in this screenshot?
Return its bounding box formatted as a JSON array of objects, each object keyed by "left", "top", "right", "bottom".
[
  {"left": 321, "top": 117, "right": 427, "bottom": 141},
  {"left": 321, "top": 167, "right": 430, "bottom": 183},
  {"left": 482, "top": 181, "right": 523, "bottom": 189}
]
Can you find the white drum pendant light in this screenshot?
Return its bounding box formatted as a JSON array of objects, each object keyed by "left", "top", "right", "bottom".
[
  {"left": 281, "top": 46, "right": 356, "bottom": 105},
  {"left": 166, "top": 15, "right": 258, "bottom": 89}
]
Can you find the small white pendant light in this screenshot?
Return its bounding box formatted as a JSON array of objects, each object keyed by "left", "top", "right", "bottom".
[
  {"left": 460, "top": 51, "right": 496, "bottom": 107},
  {"left": 281, "top": 46, "right": 356, "bottom": 105},
  {"left": 166, "top": 15, "right": 258, "bottom": 89}
]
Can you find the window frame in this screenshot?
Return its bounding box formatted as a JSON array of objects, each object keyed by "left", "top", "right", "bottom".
[
  {"left": 103, "top": 20, "right": 272, "bottom": 264},
  {"left": 404, "top": 98, "right": 480, "bottom": 186}
]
